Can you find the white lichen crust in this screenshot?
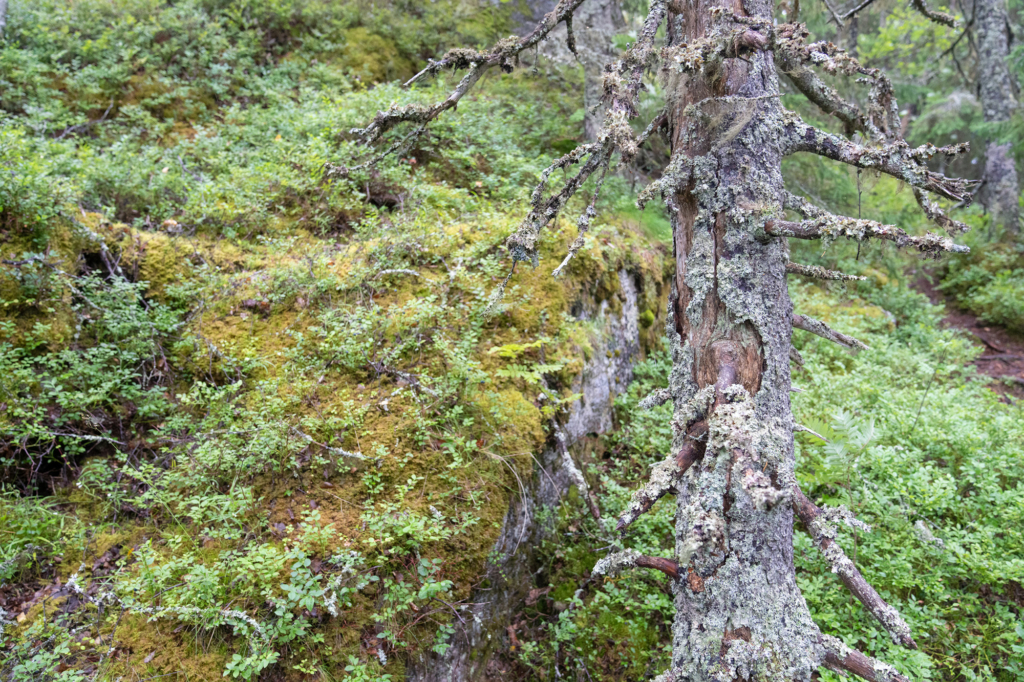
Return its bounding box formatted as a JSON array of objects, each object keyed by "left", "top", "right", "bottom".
[
  {"left": 592, "top": 549, "right": 643, "bottom": 578},
  {"left": 639, "top": 387, "right": 674, "bottom": 410}
]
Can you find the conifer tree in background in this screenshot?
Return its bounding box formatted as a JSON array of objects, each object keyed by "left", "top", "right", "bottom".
[
  {"left": 349, "top": 1, "right": 974, "bottom": 679},
  {"left": 518, "top": 0, "right": 627, "bottom": 140},
  {"left": 976, "top": 0, "right": 1020, "bottom": 232}
]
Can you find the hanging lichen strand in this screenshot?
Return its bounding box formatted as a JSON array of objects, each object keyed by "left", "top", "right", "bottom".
[{"left": 347, "top": 0, "right": 972, "bottom": 679}]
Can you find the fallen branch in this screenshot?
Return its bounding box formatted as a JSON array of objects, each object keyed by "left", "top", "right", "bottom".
[{"left": 367, "top": 361, "right": 439, "bottom": 397}]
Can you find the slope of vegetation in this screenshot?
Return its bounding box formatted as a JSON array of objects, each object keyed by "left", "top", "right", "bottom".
[{"left": 0, "top": 1, "right": 1022, "bottom": 681}]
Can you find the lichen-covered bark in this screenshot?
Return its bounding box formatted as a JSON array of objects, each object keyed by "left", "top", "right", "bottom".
[
  {"left": 976, "top": 0, "right": 1020, "bottom": 231},
  {"left": 662, "top": 0, "right": 823, "bottom": 678}
]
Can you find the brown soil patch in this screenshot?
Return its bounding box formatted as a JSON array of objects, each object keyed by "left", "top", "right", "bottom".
[{"left": 914, "top": 268, "right": 1024, "bottom": 401}]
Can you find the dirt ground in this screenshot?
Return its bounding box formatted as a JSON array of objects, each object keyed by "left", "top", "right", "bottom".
[{"left": 913, "top": 268, "right": 1024, "bottom": 402}]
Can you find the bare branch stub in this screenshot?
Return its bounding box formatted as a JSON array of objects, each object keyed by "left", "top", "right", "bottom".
[
  {"left": 616, "top": 420, "right": 708, "bottom": 534},
  {"left": 794, "top": 488, "right": 918, "bottom": 650},
  {"left": 634, "top": 555, "right": 681, "bottom": 580}
]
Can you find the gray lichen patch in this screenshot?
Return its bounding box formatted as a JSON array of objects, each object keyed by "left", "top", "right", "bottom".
[
  {"left": 821, "top": 635, "right": 906, "bottom": 682},
  {"left": 638, "top": 387, "right": 673, "bottom": 410},
  {"left": 592, "top": 548, "right": 643, "bottom": 578}
]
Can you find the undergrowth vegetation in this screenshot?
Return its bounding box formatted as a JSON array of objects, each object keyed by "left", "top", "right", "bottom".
[{"left": 0, "top": 0, "right": 1022, "bottom": 681}]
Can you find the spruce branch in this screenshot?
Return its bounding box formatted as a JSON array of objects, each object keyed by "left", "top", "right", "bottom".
[
  {"left": 767, "top": 216, "right": 968, "bottom": 255},
  {"left": 782, "top": 113, "right": 972, "bottom": 203},
  {"left": 795, "top": 488, "right": 918, "bottom": 650},
  {"left": 792, "top": 313, "right": 869, "bottom": 351}
]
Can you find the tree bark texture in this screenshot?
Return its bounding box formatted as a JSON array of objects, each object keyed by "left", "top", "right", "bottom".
[
  {"left": 663, "top": 0, "right": 821, "bottom": 677},
  {"left": 518, "top": 0, "right": 626, "bottom": 140},
  {"left": 0, "top": 0, "right": 7, "bottom": 38},
  {"left": 976, "top": 0, "right": 1020, "bottom": 231}
]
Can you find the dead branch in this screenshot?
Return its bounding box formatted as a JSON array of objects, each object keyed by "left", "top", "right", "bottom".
[
  {"left": 767, "top": 216, "right": 968, "bottom": 255},
  {"left": 841, "top": 0, "right": 880, "bottom": 20},
  {"left": 556, "top": 431, "right": 602, "bottom": 521},
  {"left": 774, "top": 46, "right": 878, "bottom": 139},
  {"left": 794, "top": 488, "right": 917, "bottom": 649},
  {"left": 786, "top": 262, "right": 866, "bottom": 281},
  {"left": 792, "top": 313, "right": 869, "bottom": 351},
  {"left": 913, "top": 187, "right": 971, "bottom": 235},
  {"left": 794, "top": 423, "right": 828, "bottom": 442},
  {"left": 367, "top": 361, "right": 439, "bottom": 397},
  {"left": 354, "top": 0, "right": 592, "bottom": 145},
  {"left": 638, "top": 388, "right": 673, "bottom": 410},
  {"left": 782, "top": 114, "right": 972, "bottom": 203},
  {"left": 821, "top": 634, "right": 911, "bottom": 681},
  {"left": 593, "top": 548, "right": 681, "bottom": 581},
  {"left": 634, "top": 555, "right": 681, "bottom": 580},
  {"left": 616, "top": 421, "right": 707, "bottom": 534},
  {"left": 773, "top": 23, "right": 901, "bottom": 140},
  {"left": 909, "top": 0, "right": 958, "bottom": 27},
  {"left": 506, "top": 0, "right": 668, "bottom": 271},
  {"left": 779, "top": 189, "right": 969, "bottom": 255}
]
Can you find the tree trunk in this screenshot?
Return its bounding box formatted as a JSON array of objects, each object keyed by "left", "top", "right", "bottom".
[
  {"left": 577, "top": 0, "right": 625, "bottom": 140},
  {"left": 517, "top": 0, "right": 625, "bottom": 141},
  {"left": 663, "top": 0, "right": 822, "bottom": 676},
  {"left": 0, "top": 0, "right": 8, "bottom": 38},
  {"left": 976, "top": 0, "right": 1020, "bottom": 232}
]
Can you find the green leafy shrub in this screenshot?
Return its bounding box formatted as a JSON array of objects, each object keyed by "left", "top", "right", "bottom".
[
  {"left": 0, "top": 273, "right": 180, "bottom": 482},
  {"left": 940, "top": 247, "right": 1024, "bottom": 332}
]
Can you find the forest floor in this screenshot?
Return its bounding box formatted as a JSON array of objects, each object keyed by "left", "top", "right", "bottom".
[{"left": 914, "top": 268, "right": 1024, "bottom": 401}]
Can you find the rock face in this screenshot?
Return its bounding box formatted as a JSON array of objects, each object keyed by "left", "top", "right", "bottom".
[{"left": 408, "top": 268, "right": 649, "bottom": 682}]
